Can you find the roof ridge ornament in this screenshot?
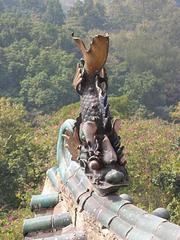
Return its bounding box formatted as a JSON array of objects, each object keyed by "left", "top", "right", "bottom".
[
  {"left": 71, "top": 33, "right": 129, "bottom": 195},
  {"left": 72, "top": 33, "right": 109, "bottom": 76}
]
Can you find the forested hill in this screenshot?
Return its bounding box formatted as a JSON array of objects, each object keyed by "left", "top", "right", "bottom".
[
  {"left": 0, "top": 0, "right": 180, "bottom": 118},
  {"left": 0, "top": 1, "right": 180, "bottom": 238}
]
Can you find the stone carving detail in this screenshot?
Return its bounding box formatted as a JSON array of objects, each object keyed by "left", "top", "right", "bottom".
[{"left": 72, "top": 34, "right": 129, "bottom": 195}]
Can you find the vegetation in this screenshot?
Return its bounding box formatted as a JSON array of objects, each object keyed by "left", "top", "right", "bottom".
[
  {"left": 0, "top": 101, "right": 179, "bottom": 238},
  {"left": 0, "top": 98, "right": 49, "bottom": 207},
  {"left": 0, "top": 208, "right": 32, "bottom": 240},
  {"left": 0, "top": 0, "right": 179, "bottom": 239},
  {"left": 0, "top": 0, "right": 179, "bottom": 117},
  {"left": 171, "top": 102, "right": 180, "bottom": 123},
  {"left": 121, "top": 119, "right": 180, "bottom": 225}
]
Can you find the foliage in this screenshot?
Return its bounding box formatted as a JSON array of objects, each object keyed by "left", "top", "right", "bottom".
[
  {"left": 68, "top": 0, "right": 107, "bottom": 31},
  {"left": 123, "top": 71, "right": 160, "bottom": 114},
  {"left": 108, "top": 1, "right": 180, "bottom": 118},
  {"left": 0, "top": 0, "right": 77, "bottom": 113},
  {"left": 0, "top": 101, "right": 179, "bottom": 239},
  {"left": 32, "top": 104, "right": 180, "bottom": 225},
  {"left": 120, "top": 118, "right": 180, "bottom": 224},
  {"left": 0, "top": 208, "right": 32, "bottom": 240},
  {"left": 42, "top": 0, "right": 65, "bottom": 25},
  {"left": 0, "top": 1, "right": 180, "bottom": 237},
  {"left": 0, "top": 98, "right": 49, "bottom": 207},
  {"left": 109, "top": 95, "right": 130, "bottom": 118},
  {"left": 20, "top": 49, "right": 77, "bottom": 113},
  {"left": 33, "top": 102, "right": 80, "bottom": 163},
  {"left": 170, "top": 102, "right": 180, "bottom": 123},
  {"left": 0, "top": 0, "right": 179, "bottom": 117}
]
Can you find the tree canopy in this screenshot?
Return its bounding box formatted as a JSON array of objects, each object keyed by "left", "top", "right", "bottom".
[
  {"left": 0, "top": 2, "right": 179, "bottom": 236},
  {"left": 0, "top": 98, "right": 49, "bottom": 206},
  {"left": 0, "top": 0, "right": 179, "bottom": 117}
]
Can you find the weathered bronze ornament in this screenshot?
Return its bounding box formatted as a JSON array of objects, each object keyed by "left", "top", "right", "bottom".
[{"left": 72, "top": 34, "right": 129, "bottom": 195}]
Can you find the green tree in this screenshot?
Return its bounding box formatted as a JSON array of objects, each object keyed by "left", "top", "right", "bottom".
[
  {"left": 170, "top": 102, "right": 180, "bottom": 123},
  {"left": 123, "top": 71, "right": 160, "bottom": 112},
  {"left": 0, "top": 12, "right": 32, "bottom": 48},
  {"left": 20, "top": 50, "right": 78, "bottom": 113},
  {"left": 0, "top": 39, "right": 39, "bottom": 98},
  {"left": 68, "top": 0, "right": 107, "bottom": 30},
  {"left": 0, "top": 0, "right": 20, "bottom": 12},
  {"left": 0, "top": 98, "right": 49, "bottom": 207},
  {"left": 43, "top": 0, "right": 65, "bottom": 25},
  {"left": 20, "top": 0, "right": 45, "bottom": 13}
]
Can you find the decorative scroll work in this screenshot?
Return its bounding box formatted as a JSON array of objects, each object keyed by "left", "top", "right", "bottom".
[{"left": 72, "top": 34, "right": 129, "bottom": 195}]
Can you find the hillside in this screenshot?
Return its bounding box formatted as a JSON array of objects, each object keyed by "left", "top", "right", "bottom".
[
  {"left": 36, "top": 103, "right": 180, "bottom": 225},
  {"left": 0, "top": 0, "right": 180, "bottom": 239},
  {"left": 0, "top": 0, "right": 179, "bottom": 118},
  {"left": 0, "top": 101, "right": 179, "bottom": 239}
]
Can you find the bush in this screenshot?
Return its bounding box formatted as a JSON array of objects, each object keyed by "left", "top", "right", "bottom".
[
  {"left": 120, "top": 118, "right": 180, "bottom": 224},
  {"left": 0, "top": 98, "right": 49, "bottom": 207},
  {"left": 109, "top": 95, "right": 130, "bottom": 118},
  {"left": 0, "top": 208, "right": 32, "bottom": 240},
  {"left": 170, "top": 102, "right": 180, "bottom": 123}
]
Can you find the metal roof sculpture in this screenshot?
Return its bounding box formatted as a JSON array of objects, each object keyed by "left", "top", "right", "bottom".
[{"left": 72, "top": 33, "right": 129, "bottom": 195}]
